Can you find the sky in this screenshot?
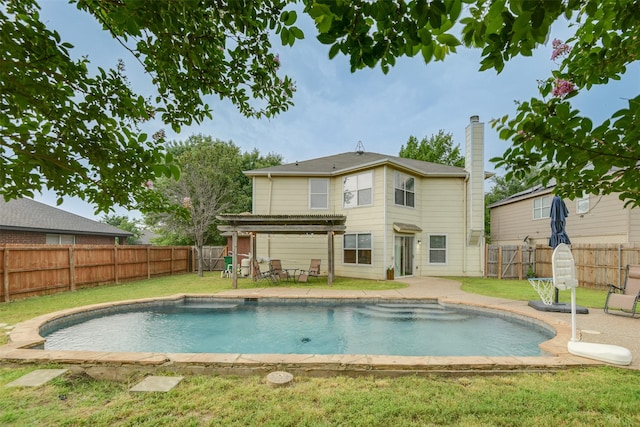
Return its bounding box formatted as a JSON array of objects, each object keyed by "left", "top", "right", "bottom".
[{"left": 31, "top": 1, "right": 638, "bottom": 222}]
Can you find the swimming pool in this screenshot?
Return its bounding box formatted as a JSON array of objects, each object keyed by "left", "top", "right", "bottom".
[{"left": 41, "top": 297, "right": 554, "bottom": 357}]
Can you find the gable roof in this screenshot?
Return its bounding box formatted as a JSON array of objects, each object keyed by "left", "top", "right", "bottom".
[
  {"left": 488, "top": 181, "right": 556, "bottom": 209},
  {"left": 244, "top": 151, "right": 467, "bottom": 178},
  {"left": 0, "top": 198, "right": 133, "bottom": 237}
]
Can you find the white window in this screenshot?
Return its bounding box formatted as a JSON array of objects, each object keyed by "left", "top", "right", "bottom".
[
  {"left": 533, "top": 196, "right": 552, "bottom": 219},
  {"left": 576, "top": 193, "right": 589, "bottom": 214},
  {"left": 46, "top": 234, "right": 75, "bottom": 244},
  {"left": 309, "top": 178, "right": 329, "bottom": 210},
  {"left": 394, "top": 172, "right": 415, "bottom": 207},
  {"left": 343, "top": 233, "right": 372, "bottom": 265},
  {"left": 428, "top": 235, "right": 447, "bottom": 264},
  {"left": 343, "top": 172, "right": 373, "bottom": 208}
]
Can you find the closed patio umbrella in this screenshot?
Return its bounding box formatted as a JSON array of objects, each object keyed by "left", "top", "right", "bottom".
[{"left": 549, "top": 195, "right": 571, "bottom": 248}]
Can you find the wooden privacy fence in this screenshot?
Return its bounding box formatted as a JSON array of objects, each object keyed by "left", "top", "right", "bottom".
[
  {"left": 198, "top": 246, "right": 228, "bottom": 271},
  {"left": 1, "top": 244, "right": 194, "bottom": 301},
  {"left": 485, "top": 245, "right": 535, "bottom": 280},
  {"left": 486, "top": 243, "right": 640, "bottom": 290}
]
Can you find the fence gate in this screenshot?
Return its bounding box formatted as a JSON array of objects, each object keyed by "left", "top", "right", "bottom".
[
  {"left": 198, "top": 246, "right": 227, "bottom": 271},
  {"left": 485, "top": 244, "right": 535, "bottom": 279}
]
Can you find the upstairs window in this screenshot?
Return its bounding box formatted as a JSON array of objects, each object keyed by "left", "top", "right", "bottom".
[
  {"left": 343, "top": 172, "right": 373, "bottom": 208},
  {"left": 394, "top": 172, "right": 415, "bottom": 207},
  {"left": 576, "top": 194, "right": 589, "bottom": 214},
  {"left": 309, "top": 178, "right": 329, "bottom": 210},
  {"left": 533, "top": 195, "right": 552, "bottom": 219}
]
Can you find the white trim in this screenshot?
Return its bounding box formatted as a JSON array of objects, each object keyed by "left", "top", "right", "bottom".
[
  {"left": 427, "top": 233, "right": 448, "bottom": 265},
  {"left": 342, "top": 231, "right": 373, "bottom": 265},
  {"left": 393, "top": 170, "right": 416, "bottom": 208},
  {"left": 309, "top": 178, "right": 329, "bottom": 210},
  {"left": 342, "top": 171, "right": 374, "bottom": 209},
  {"left": 533, "top": 195, "right": 552, "bottom": 220},
  {"left": 576, "top": 193, "right": 589, "bottom": 214}
]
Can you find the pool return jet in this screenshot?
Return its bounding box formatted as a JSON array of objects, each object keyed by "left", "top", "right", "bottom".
[{"left": 552, "top": 243, "right": 632, "bottom": 366}]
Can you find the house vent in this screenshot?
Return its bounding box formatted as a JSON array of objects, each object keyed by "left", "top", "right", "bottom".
[{"left": 355, "top": 141, "right": 365, "bottom": 155}]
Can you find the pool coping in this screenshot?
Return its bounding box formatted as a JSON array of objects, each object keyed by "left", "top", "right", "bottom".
[{"left": 0, "top": 293, "right": 603, "bottom": 376}]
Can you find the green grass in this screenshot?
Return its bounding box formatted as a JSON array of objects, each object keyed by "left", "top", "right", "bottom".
[
  {"left": 1, "top": 366, "right": 638, "bottom": 426},
  {"left": 1, "top": 274, "right": 636, "bottom": 426},
  {"left": 456, "top": 277, "right": 608, "bottom": 308}
]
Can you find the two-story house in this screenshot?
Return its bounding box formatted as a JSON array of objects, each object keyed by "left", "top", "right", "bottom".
[{"left": 220, "top": 116, "right": 487, "bottom": 282}]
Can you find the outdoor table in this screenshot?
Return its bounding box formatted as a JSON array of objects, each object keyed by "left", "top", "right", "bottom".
[{"left": 284, "top": 269, "right": 299, "bottom": 282}]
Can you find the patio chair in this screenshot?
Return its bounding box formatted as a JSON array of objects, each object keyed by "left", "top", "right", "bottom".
[
  {"left": 253, "top": 259, "right": 278, "bottom": 284},
  {"left": 604, "top": 265, "right": 640, "bottom": 317},
  {"left": 298, "top": 259, "right": 320, "bottom": 283},
  {"left": 270, "top": 259, "right": 290, "bottom": 282}
]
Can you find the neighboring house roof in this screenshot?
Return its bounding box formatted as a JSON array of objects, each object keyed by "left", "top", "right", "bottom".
[
  {"left": 488, "top": 182, "right": 556, "bottom": 209},
  {"left": 244, "top": 151, "right": 468, "bottom": 178},
  {"left": 0, "top": 198, "right": 133, "bottom": 237}
]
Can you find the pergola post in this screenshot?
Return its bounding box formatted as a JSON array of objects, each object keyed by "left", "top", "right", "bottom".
[
  {"left": 231, "top": 231, "right": 238, "bottom": 289},
  {"left": 327, "top": 231, "right": 334, "bottom": 286}
]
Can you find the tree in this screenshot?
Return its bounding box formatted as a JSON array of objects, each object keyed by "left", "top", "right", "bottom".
[
  {"left": 6, "top": 0, "right": 640, "bottom": 211},
  {"left": 145, "top": 135, "right": 244, "bottom": 276},
  {"left": 1, "top": 0, "right": 298, "bottom": 212},
  {"left": 399, "top": 131, "right": 464, "bottom": 167},
  {"left": 101, "top": 214, "right": 142, "bottom": 244},
  {"left": 484, "top": 169, "right": 542, "bottom": 242},
  {"left": 304, "top": 0, "right": 640, "bottom": 206}
]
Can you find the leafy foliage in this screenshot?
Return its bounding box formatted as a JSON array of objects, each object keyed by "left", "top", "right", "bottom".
[
  {"left": 101, "top": 214, "right": 142, "bottom": 244},
  {"left": 144, "top": 136, "right": 282, "bottom": 275},
  {"left": 399, "top": 131, "right": 464, "bottom": 167},
  {"left": 0, "top": 0, "right": 298, "bottom": 213},
  {"left": 305, "top": 0, "right": 640, "bottom": 207},
  {"left": 5, "top": 0, "right": 640, "bottom": 215}
]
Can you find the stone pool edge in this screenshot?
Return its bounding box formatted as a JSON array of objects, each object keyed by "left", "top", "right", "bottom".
[{"left": 1, "top": 294, "right": 602, "bottom": 376}]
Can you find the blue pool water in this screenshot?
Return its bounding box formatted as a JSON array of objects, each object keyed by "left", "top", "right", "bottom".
[{"left": 42, "top": 299, "right": 554, "bottom": 357}]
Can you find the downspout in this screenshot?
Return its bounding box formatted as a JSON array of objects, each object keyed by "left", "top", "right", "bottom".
[
  {"left": 267, "top": 173, "right": 273, "bottom": 258},
  {"left": 383, "top": 165, "right": 388, "bottom": 279},
  {"left": 463, "top": 174, "right": 468, "bottom": 274}
]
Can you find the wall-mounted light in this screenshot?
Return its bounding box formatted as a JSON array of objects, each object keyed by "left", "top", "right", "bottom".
[{"left": 417, "top": 239, "right": 422, "bottom": 245}]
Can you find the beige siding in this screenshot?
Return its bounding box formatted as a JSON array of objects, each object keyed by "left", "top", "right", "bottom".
[
  {"left": 250, "top": 164, "right": 484, "bottom": 280},
  {"left": 491, "top": 192, "right": 632, "bottom": 245}
]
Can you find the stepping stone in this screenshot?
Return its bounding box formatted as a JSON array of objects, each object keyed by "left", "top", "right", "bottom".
[
  {"left": 5, "top": 369, "right": 68, "bottom": 388},
  {"left": 130, "top": 376, "right": 184, "bottom": 393},
  {"left": 266, "top": 371, "right": 294, "bottom": 387}
]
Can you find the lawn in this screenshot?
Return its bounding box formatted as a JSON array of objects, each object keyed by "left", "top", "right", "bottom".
[{"left": 1, "top": 273, "right": 638, "bottom": 426}]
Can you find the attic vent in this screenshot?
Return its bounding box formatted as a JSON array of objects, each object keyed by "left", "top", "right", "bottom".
[{"left": 355, "top": 141, "right": 365, "bottom": 155}]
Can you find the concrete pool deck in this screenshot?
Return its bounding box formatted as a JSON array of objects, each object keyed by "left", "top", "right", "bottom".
[{"left": 1, "top": 276, "right": 637, "bottom": 376}]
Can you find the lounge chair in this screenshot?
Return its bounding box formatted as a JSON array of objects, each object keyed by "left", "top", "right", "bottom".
[
  {"left": 253, "top": 259, "right": 278, "bottom": 284},
  {"left": 298, "top": 259, "right": 320, "bottom": 283},
  {"left": 604, "top": 265, "right": 640, "bottom": 317},
  {"left": 270, "top": 259, "right": 290, "bottom": 282}
]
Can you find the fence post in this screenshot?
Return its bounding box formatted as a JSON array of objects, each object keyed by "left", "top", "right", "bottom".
[
  {"left": 147, "top": 246, "right": 151, "bottom": 279},
  {"left": 69, "top": 246, "right": 76, "bottom": 292},
  {"left": 3, "top": 248, "right": 9, "bottom": 302},
  {"left": 484, "top": 243, "right": 488, "bottom": 278},
  {"left": 114, "top": 246, "right": 119, "bottom": 284},
  {"left": 497, "top": 246, "right": 503, "bottom": 279},
  {"left": 518, "top": 246, "right": 523, "bottom": 280}
]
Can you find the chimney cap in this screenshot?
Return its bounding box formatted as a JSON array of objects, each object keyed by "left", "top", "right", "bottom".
[{"left": 470, "top": 115, "right": 480, "bottom": 123}]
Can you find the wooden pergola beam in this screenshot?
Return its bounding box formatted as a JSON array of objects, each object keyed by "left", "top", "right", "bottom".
[{"left": 216, "top": 214, "right": 347, "bottom": 288}]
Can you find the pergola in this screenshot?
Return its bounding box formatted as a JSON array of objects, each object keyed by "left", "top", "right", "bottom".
[{"left": 216, "top": 214, "right": 347, "bottom": 287}]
